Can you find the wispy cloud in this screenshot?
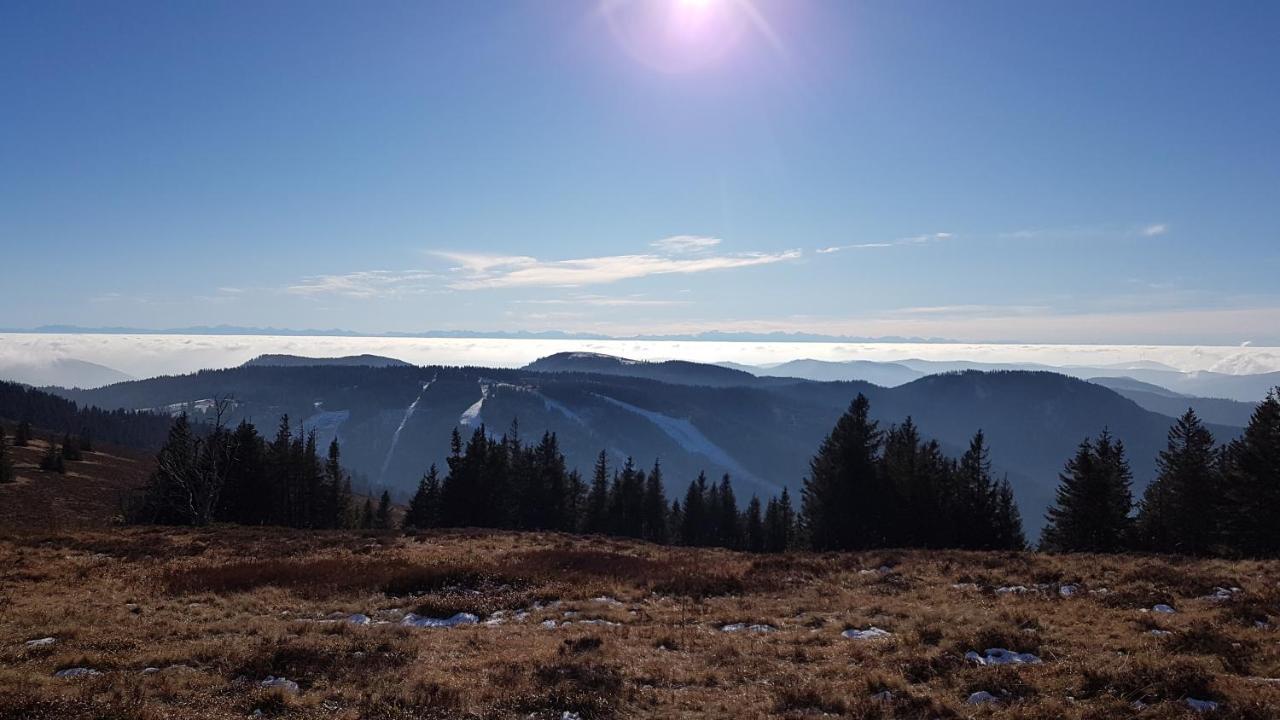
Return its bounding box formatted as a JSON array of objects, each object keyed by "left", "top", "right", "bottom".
[
  {"left": 817, "top": 232, "right": 951, "bottom": 254},
  {"left": 436, "top": 248, "right": 800, "bottom": 290},
  {"left": 518, "top": 294, "right": 690, "bottom": 307},
  {"left": 1142, "top": 223, "right": 1170, "bottom": 237},
  {"left": 649, "top": 235, "right": 722, "bottom": 254},
  {"left": 286, "top": 270, "right": 441, "bottom": 298},
  {"left": 280, "top": 238, "right": 797, "bottom": 298}
]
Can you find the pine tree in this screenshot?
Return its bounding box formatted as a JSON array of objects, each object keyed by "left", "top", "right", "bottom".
[
  {"left": 991, "top": 477, "right": 1026, "bottom": 550},
  {"left": 39, "top": 442, "right": 65, "bottom": 474},
  {"left": 322, "top": 439, "right": 352, "bottom": 529},
  {"left": 801, "top": 394, "right": 883, "bottom": 550},
  {"left": 0, "top": 426, "right": 13, "bottom": 484},
  {"left": 1040, "top": 431, "right": 1134, "bottom": 553},
  {"left": 745, "top": 496, "right": 764, "bottom": 552},
  {"left": 1222, "top": 390, "right": 1280, "bottom": 556},
  {"left": 680, "top": 472, "right": 709, "bottom": 546},
  {"left": 1135, "top": 409, "right": 1221, "bottom": 555},
  {"left": 405, "top": 465, "right": 441, "bottom": 529},
  {"left": 14, "top": 420, "right": 30, "bottom": 447},
  {"left": 764, "top": 488, "right": 797, "bottom": 552},
  {"left": 375, "top": 490, "right": 393, "bottom": 529},
  {"left": 642, "top": 460, "right": 668, "bottom": 543},
  {"left": 716, "top": 474, "right": 740, "bottom": 549},
  {"left": 584, "top": 450, "right": 611, "bottom": 534},
  {"left": 61, "top": 432, "right": 82, "bottom": 462},
  {"left": 954, "top": 431, "right": 1000, "bottom": 549}
]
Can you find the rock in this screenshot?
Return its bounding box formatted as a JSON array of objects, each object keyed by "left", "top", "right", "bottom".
[
  {"left": 966, "top": 648, "right": 1042, "bottom": 665},
  {"left": 401, "top": 612, "right": 479, "bottom": 628},
  {"left": 1185, "top": 697, "right": 1219, "bottom": 712},
  {"left": 24, "top": 637, "right": 56, "bottom": 648},
  {"left": 967, "top": 691, "right": 998, "bottom": 704},
  {"left": 260, "top": 676, "right": 299, "bottom": 694},
  {"left": 842, "top": 627, "right": 892, "bottom": 640},
  {"left": 346, "top": 613, "right": 371, "bottom": 626},
  {"left": 1059, "top": 584, "right": 1079, "bottom": 598},
  {"left": 870, "top": 690, "right": 894, "bottom": 702},
  {"left": 54, "top": 667, "right": 101, "bottom": 678},
  {"left": 1152, "top": 604, "right": 1176, "bottom": 614},
  {"left": 722, "top": 623, "right": 775, "bottom": 633}
]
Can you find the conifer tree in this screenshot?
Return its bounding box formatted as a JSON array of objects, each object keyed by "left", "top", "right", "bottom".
[
  {"left": 642, "top": 460, "right": 668, "bottom": 543},
  {"left": 1135, "top": 409, "right": 1221, "bottom": 555},
  {"left": 405, "top": 465, "right": 441, "bottom": 529},
  {"left": 80, "top": 428, "right": 94, "bottom": 453},
  {"left": 0, "top": 426, "right": 13, "bottom": 484},
  {"left": 61, "top": 432, "right": 82, "bottom": 462},
  {"left": 39, "top": 441, "right": 66, "bottom": 474},
  {"left": 716, "top": 474, "right": 740, "bottom": 548},
  {"left": 764, "top": 488, "right": 797, "bottom": 552},
  {"left": 745, "top": 496, "right": 764, "bottom": 552},
  {"left": 954, "top": 431, "right": 1001, "bottom": 549},
  {"left": 14, "top": 420, "right": 30, "bottom": 447},
  {"left": 801, "top": 394, "right": 883, "bottom": 550},
  {"left": 375, "top": 490, "right": 393, "bottom": 529},
  {"left": 680, "top": 472, "right": 709, "bottom": 546},
  {"left": 322, "top": 439, "right": 352, "bottom": 529},
  {"left": 1040, "top": 430, "right": 1134, "bottom": 553},
  {"left": 1222, "top": 390, "right": 1280, "bottom": 556},
  {"left": 991, "top": 478, "right": 1026, "bottom": 550},
  {"left": 583, "top": 450, "right": 611, "bottom": 534},
  {"left": 360, "top": 496, "right": 374, "bottom": 529}
]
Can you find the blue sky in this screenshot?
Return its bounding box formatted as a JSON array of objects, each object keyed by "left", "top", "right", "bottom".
[{"left": 2, "top": 0, "right": 1278, "bottom": 343}]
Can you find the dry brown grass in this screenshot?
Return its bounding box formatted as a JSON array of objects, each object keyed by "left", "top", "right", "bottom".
[{"left": 2, "top": 527, "right": 1280, "bottom": 719}]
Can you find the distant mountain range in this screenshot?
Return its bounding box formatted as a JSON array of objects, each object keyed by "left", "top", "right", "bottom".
[
  {"left": 722, "top": 357, "right": 1278, "bottom": 403},
  {"left": 52, "top": 352, "right": 1257, "bottom": 535},
  {"left": 1, "top": 325, "right": 955, "bottom": 343},
  {"left": 0, "top": 358, "right": 134, "bottom": 389}
]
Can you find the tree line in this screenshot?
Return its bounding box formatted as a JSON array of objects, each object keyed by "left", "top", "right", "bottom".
[
  {"left": 0, "top": 381, "right": 174, "bottom": 451},
  {"left": 799, "top": 394, "right": 1026, "bottom": 552},
  {"left": 130, "top": 404, "right": 384, "bottom": 529},
  {"left": 401, "top": 424, "right": 799, "bottom": 552},
  {"left": 1040, "top": 389, "right": 1280, "bottom": 557}
]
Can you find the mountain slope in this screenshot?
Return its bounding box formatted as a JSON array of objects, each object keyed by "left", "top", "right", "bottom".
[
  {"left": 525, "top": 352, "right": 771, "bottom": 388},
  {"left": 242, "top": 354, "right": 412, "bottom": 368},
  {"left": 58, "top": 363, "right": 1245, "bottom": 534}
]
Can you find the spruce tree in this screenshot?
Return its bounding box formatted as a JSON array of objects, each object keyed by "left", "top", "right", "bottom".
[
  {"left": 14, "top": 420, "right": 30, "bottom": 447},
  {"left": 745, "top": 496, "right": 764, "bottom": 552},
  {"left": 583, "top": 450, "right": 610, "bottom": 534},
  {"left": 375, "top": 490, "right": 393, "bottom": 529},
  {"left": 764, "top": 488, "right": 796, "bottom": 552},
  {"left": 1135, "top": 409, "right": 1220, "bottom": 555},
  {"left": 61, "top": 432, "right": 82, "bottom": 462},
  {"left": 801, "top": 394, "right": 883, "bottom": 550},
  {"left": 0, "top": 426, "right": 13, "bottom": 484},
  {"left": 39, "top": 442, "right": 65, "bottom": 474},
  {"left": 360, "top": 497, "right": 375, "bottom": 529},
  {"left": 1040, "top": 431, "right": 1134, "bottom": 553},
  {"left": 680, "top": 472, "right": 709, "bottom": 546},
  {"left": 405, "top": 465, "right": 441, "bottom": 529},
  {"left": 954, "top": 431, "right": 1000, "bottom": 549},
  {"left": 991, "top": 478, "right": 1026, "bottom": 550},
  {"left": 1222, "top": 390, "right": 1280, "bottom": 556},
  {"left": 642, "top": 460, "right": 668, "bottom": 543},
  {"left": 716, "top": 474, "right": 740, "bottom": 549}
]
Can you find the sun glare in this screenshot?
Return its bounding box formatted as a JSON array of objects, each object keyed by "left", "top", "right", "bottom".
[{"left": 601, "top": 0, "right": 780, "bottom": 74}]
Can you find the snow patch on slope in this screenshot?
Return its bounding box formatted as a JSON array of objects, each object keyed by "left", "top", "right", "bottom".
[
  {"left": 459, "top": 383, "right": 489, "bottom": 427},
  {"left": 379, "top": 379, "right": 434, "bottom": 482},
  {"left": 592, "top": 393, "right": 767, "bottom": 489}
]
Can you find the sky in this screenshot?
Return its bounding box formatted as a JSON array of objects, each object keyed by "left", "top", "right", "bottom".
[{"left": 1, "top": 0, "right": 1278, "bottom": 344}]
